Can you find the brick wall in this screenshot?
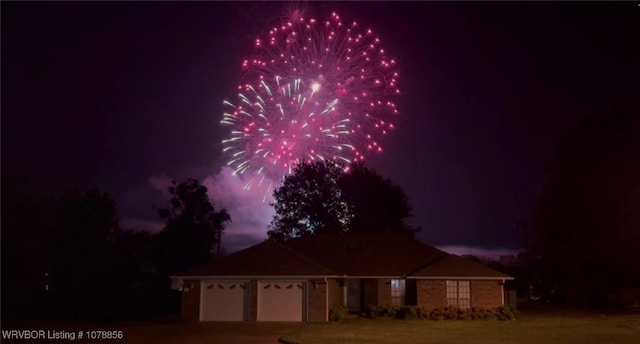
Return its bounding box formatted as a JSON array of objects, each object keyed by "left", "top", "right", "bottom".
[
  {"left": 416, "top": 280, "right": 447, "bottom": 309},
  {"left": 471, "top": 280, "right": 503, "bottom": 308},
  {"left": 307, "top": 279, "right": 327, "bottom": 322},
  {"left": 327, "top": 278, "right": 344, "bottom": 311},
  {"left": 181, "top": 279, "right": 201, "bottom": 322}
]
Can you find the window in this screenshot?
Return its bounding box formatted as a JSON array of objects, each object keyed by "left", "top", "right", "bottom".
[
  {"left": 446, "top": 280, "right": 470, "bottom": 309},
  {"left": 390, "top": 279, "right": 405, "bottom": 306}
]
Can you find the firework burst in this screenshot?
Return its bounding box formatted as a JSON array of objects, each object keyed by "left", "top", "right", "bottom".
[{"left": 221, "top": 10, "right": 399, "bottom": 187}]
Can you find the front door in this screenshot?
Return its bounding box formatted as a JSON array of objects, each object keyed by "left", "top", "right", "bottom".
[{"left": 345, "top": 279, "right": 362, "bottom": 312}]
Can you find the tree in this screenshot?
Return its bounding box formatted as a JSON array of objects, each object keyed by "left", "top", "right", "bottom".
[
  {"left": 530, "top": 104, "right": 640, "bottom": 306},
  {"left": 341, "top": 163, "right": 416, "bottom": 233},
  {"left": 267, "top": 161, "right": 416, "bottom": 241},
  {"left": 1, "top": 182, "right": 56, "bottom": 316},
  {"left": 49, "top": 189, "right": 132, "bottom": 318},
  {"left": 154, "top": 179, "right": 230, "bottom": 275},
  {"left": 1, "top": 183, "right": 174, "bottom": 320},
  {"left": 268, "top": 161, "right": 352, "bottom": 240}
]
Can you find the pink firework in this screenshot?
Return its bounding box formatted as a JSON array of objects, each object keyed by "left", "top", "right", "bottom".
[{"left": 221, "top": 11, "right": 399, "bottom": 183}]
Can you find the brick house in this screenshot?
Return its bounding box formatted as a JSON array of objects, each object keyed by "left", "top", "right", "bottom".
[{"left": 172, "top": 233, "right": 513, "bottom": 322}]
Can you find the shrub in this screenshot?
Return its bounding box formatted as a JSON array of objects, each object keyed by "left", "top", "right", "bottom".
[
  {"left": 484, "top": 308, "right": 497, "bottom": 320},
  {"left": 366, "top": 304, "right": 397, "bottom": 318},
  {"left": 377, "top": 304, "right": 392, "bottom": 317},
  {"left": 429, "top": 308, "right": 445, "bottom": 321},
  {"left": 470, "top": 307, "right": 484, "bottom": 320},
  {"left": 458, "top": 307, "right": 472, "bottom": 320},
  {"left": 382, "top": 305, "right": 401, "bottom": 318},
  {"left": 329, "top": 305, "right": 348, "bottom": 322},
  {"left": 495, "top": 305, "right": 517, "bottom": 320},
  {"left": 365, "top": 304, "right": 379, "bottom": 319},
  {"left": 443, "top": 306, "right": 459, "bottom": 320},
  {"left": 364, "top": 305, "right": 516, "bottom": 321},
  {"left": 395, "top": 306, "right": 420, "bottom": 320},
  {"left": 415, "top": 306, "right": 430, "bottom": 320}
]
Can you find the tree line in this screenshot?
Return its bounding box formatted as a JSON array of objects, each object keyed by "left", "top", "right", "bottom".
[
  {"left": 1, "top": 164, "right": 416, "bottom": 321},
  {"left": 1, "top": 179, "right": 230, "bottom": 320},
  {"left": 2, "top": 100, "right": 638, "bottom": 319}
]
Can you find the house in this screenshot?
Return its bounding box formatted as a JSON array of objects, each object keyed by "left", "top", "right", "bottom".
[{"left": 172, "top": 233, "right": 513, "bottom": 322}]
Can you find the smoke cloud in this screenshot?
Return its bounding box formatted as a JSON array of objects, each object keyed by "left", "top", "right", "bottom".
[{"left": 203, "top": 167, "right": 277, "bottom": 252}]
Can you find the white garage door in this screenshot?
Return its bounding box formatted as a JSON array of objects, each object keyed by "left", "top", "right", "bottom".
[
  {"left": 200, "top": 281, "right": 247, "bottom": 321},
  {"left": 257, "top": 281, "right": 305, "bottom": 321}
]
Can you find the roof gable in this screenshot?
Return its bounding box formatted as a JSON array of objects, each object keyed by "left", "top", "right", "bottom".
[
  {"left": 177, "top": 239, "right": 335, "bottom": 277},
  {"left": 410, "top": 254, "right": 512, "bottom": 279}
]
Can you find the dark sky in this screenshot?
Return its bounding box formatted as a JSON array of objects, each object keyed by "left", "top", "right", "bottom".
[{"left": 2, "top": 2, "right": 638, "bottom": 253}]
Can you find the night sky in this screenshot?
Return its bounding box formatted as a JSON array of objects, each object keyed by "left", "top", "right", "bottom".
[{"left": 2, "top": 2, "right": 638, "bottom": 255}]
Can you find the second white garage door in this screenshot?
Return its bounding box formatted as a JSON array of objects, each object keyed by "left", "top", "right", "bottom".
[
  {"left": 257, "top": 281, "right": 305, "bottom": 321},
  {"left": 200, "top": 281, "right": 247, "bottom": 321}
]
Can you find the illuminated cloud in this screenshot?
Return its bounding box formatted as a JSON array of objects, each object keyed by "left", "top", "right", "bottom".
[
  {"left": 203, "top": 167, "right": 275, "bottom": 251},
  {"left": 437, "top": 245, "right": 522, "bottom": 260},
  {"left": 147, "top": 174, "right": 173, "bottom": 198}
]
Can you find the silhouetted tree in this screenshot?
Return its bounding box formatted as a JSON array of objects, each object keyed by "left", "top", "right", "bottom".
[
  {"left": 268, "top": 161, "right": 416, "bottom": 241},
  {"left": 1, "top": 184, "right": 178, "bottom": 320},
  {"left": 2, "top": 188, "right": 136, "bottom": 319},
  {"left": 342, "top": 163, "right": 416, "bottom": 233},
  {"left": 1, "top": 183, "right": 56, "bottom": 316},
  {"left": 154, "top": 179, "right": 230, "bottom": 275},
  {"left": 268, "top": 161, "right": 352, "bottom": 240},
  {"left": 116, "top": 229, "right": 157, "bottom": 275},
  {"left": 47, "top": 189, "right": 130, "bottom": 317},
  {"left": 530, "top": 104, "right": 640, "bottom": 307}
]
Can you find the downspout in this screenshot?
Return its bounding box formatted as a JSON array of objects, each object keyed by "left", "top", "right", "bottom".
[
  {"left": 325, "top": 277, "right": 329, "bottom": 322},
  {"left": 342, "top": 275, "right": 348, "bottom": 308}
]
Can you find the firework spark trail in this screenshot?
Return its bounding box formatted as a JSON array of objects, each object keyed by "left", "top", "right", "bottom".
[{"left": 221, "top": 11, "right": 399, "bottom": 185}]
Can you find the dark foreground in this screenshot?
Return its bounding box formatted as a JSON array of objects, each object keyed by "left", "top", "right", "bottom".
[{"left": 2, "top": 308, "right": 639, "bottom": 344}]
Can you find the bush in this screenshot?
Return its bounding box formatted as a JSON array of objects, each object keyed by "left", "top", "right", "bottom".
[
  {"left": 365, "top": 304, "right": 395, "bottom": 318},
  {"left": 470, "top": 307, "right": 485, "bottom": 320},
  {"left": 458, "top": 307, "right": 472, "bottom": 320},
  {"left": 365, "top": 304, "right": 516, "bottom": 321},
  {"left": 495, "top": 305, "right": 517, "bottom": 320},
  {"left": 429, "top": 308, "right": 445, "bottom": 321},
  {"left": 329, "top": 305, "right": 349, "bottom": 322},
  {"left": 377, "top": 304, "right": 399, "bottom": 318},
  {"left": 415, "top": 306, "right": 430, "bottom": 320},
  {"left": 443, "top": 306, "right": 459, "bottom": 320},
  {"left": 365, "top": 304, "right": 379, "bottom": 319},
  {"left": 395, "top": 306, "right": 420, "bottom": 320}
]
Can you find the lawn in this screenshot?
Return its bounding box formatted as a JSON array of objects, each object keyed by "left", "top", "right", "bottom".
[
  {"left": 1, "top": 320, "right": 302, "bottom": 344},
  {"left": 3, "top": 308, "right": 638, "bottom": 343},
  {"left": 117, "top": 321, "right": 302, "bottom": 344},
  {"left": 280, "top": 308, "right": 640, "bottom": 344}
]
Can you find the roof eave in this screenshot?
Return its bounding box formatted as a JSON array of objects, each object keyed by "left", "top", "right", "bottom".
[
  {"left": 170, "top": 274, "right": 342, "bottom": 279},
  {"left": 408, "top": 276, "right": 514, "bottom": 280},
  {"left": 171, "top": 274, "right": 514, "bottom": 280}
]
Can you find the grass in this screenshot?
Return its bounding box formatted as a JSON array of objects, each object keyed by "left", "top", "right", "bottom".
[
  {"left": 3, "top": 307, "right": 638, "bottom": 343},
  {"left": 118, "top": 322, "right": 302, "bottom": 344},
  {"left": 1, "top": 320, "right": 302, "bottom": 344},
  {"left": 280, "top": 308, "right": 640, "bottom": 344}
]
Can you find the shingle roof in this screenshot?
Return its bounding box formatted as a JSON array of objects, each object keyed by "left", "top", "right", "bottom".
[
  {"left": 284, "top": 233, "right": 447, "bottom": 276},
  {"left": 175, "top": 233, "right": 512, "bottom": 280},
  {"left": 176, "top": 240, "right": 336, "bottom": 277},
  {"left": 409, "top": 254, "right": 512, "bottom": 279}
]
